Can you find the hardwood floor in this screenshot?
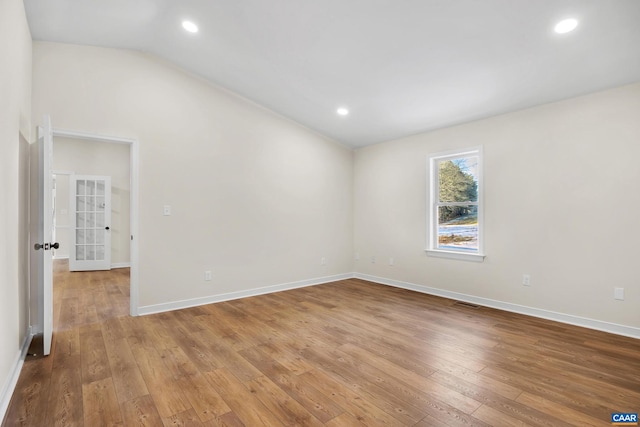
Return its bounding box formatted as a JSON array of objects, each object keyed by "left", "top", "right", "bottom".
[{"left": 4, "top": 261, "right": 640, "bottom": 426}]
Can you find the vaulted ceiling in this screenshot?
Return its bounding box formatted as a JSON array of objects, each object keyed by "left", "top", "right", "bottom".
[{"left": 24, "top": 0, "right": 640, "bottom": 147}]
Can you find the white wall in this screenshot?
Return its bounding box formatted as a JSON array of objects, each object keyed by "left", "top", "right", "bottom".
[
  {"left": 32, "top": 42, "right": 354, "bottom": 309},
  {"left": 28, "top": 40, "right": 639, "bottom": 334},
  {"left": 53, "top": 137, "right": 131, "bottom": 266},
  {"left": 354, "top": 82, "right": 640, "bottom": 330},
  {"left": 0, "top": 0, "right": 32, "bottom": 415}
]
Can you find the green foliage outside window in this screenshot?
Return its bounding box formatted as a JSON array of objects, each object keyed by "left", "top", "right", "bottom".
[{"left": 438, "top": 159, "right": 478, "bottom": 223}]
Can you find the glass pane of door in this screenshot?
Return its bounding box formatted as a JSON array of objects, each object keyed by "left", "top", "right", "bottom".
[{"left": 71, "top": 175, "right": 111, "bottom": 271}]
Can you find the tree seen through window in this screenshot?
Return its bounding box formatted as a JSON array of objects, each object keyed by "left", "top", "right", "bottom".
[{"left": 437, "top": 157, "right": 478, "bottom": 250}]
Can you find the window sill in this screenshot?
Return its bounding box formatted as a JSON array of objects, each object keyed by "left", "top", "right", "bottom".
[{"left": 425, "top": 249, "right": 485, "bottom": 262}]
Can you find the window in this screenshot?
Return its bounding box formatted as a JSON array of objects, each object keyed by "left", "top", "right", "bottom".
[{"left": 427, "top": 147, "right": 484, "bottom": 261}]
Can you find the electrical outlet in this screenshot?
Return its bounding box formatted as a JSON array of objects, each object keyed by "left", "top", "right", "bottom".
[
  {"left": 163, "top": 205, "right": 171, "bottom": 216},
  {"left": 371, "top": 256, "right": 376, "bottom": 264},
  {"left": 522, "top": 274, "right": 530, "bottom": 286},
  {"left": 614, "top": 287, "right": 624, "bottom": 300},
  {"left": 389, "top": 257, "right": 394, "bottom": 266},
  {"left": 321, "top": 257, "right": 326, "bottom": 265},
  {"left": 204, "top": 271, "right": 212, "bottom": 281},
  {"left": 355, "top": 252, "right": 360, "bottom": 261}
]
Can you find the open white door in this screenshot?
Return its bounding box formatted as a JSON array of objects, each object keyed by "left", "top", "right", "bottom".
[
  {"left": 69, "top": 175, "right": 112, "bottom": 271},
  {"left": 35, "top": 115, "right": 55, "bottom": 356}
]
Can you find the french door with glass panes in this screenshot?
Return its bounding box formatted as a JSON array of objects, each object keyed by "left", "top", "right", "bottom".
[{"left": 69, "top": 175, "right": 112, "bottom": 271}]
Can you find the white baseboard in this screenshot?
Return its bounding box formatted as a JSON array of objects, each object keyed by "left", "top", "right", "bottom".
[
  {"left": 354, "top": 273, "right": 640, "bottom": 340},
  {"left": 136, "top": 270, "right": 640, "bottom": 339},
  {"left": 50, "top": 260, "right": 130, "bottom": 269},
  {"left": 111, "top": 262, "right": 131, "bottom": 269},
  {"left": 138, "top": 273, "right": 354, "bottom": 316},
  {"left": 0, "top": 327, "right": 33, "bottom": 423},
  {"left": 52, "top": 258, "right": 129, "bottom": 270}
]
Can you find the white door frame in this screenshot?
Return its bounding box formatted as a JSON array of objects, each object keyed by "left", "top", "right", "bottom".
[{"left": 52, "top": 128, "right": 140, "bottom": 316}]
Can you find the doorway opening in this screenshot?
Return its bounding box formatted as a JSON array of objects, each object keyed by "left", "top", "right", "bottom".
[{"left": 51, "top": 128, "right": 139, "bottom": 316}]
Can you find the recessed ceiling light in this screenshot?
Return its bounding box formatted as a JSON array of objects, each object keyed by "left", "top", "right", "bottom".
[
  {"left": 554, "top": 18, "right": 578, "bottom": 34},
  {"left": 182, "top": 20, "right": 199, "bottom": 33},
  {"left": 337, "top": 107, "right": 349, "bottom": 116}
]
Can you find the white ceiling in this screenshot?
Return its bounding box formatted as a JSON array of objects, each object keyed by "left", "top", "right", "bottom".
[{"left": 24, "top": 0, "right": 640, "bottom": 148}]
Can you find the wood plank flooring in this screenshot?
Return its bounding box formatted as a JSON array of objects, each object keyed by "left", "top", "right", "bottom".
[{"left": 4, "top": 260, "right": 640, "bottom": 426}]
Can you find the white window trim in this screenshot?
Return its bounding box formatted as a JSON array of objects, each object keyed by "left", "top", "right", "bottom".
[{"left": 426, "top": 146, "right": 485, "bottom": 262}]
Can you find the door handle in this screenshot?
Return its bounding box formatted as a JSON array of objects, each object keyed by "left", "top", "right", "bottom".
[
  {"left": 105, "top": 226, "right": 110, "bottom": 230},
  {"left": 34, "top": 242, "right": 60, "bottom": 250}
]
